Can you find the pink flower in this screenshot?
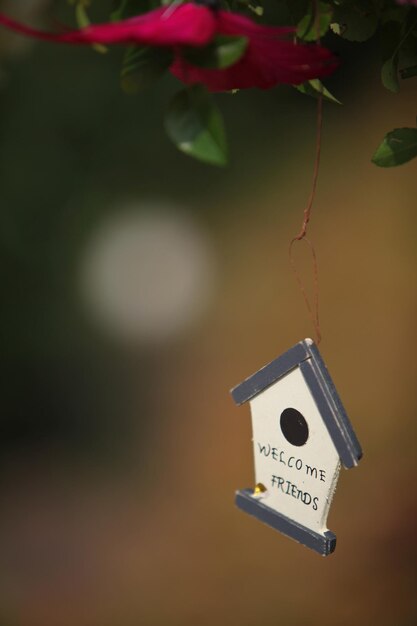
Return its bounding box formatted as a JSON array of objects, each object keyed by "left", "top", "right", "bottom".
[
  {"left": 171, "top": 11, "right": 338, "bottom": 90},
  {"left": 0, "top": 3, "right": 338, "bottom": 91},
  {"left": 0, "top": 4, "right": 216, "bottom": 47}
]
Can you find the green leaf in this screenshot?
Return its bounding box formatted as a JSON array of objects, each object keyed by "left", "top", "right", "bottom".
[
  {"left": 121, "top": 46, "right": 173, "bottom": 93},
  {"left": 331, "top": 4, "right": 378, "bottom": 42},
  {"left": 75, "top": 2, "right": 89, "bottom": 27},
  {"left": 111, "top": 0, "right": 131, "bottom": 20},
  {"left": 380, "top": 19, "right": 401, "bottom": 92},
  {"left": 111, "top": 0, "right": 149, "bottom": 21},
  {"left": 182, "top": 35, "right": 248, "bottom": 70},
  {"left": 330, "top": 22, "right": 342, "bottom": 36},
  {"left": 295, "top": 79, "right": 342, "bottom": 104},
  {"left": 372, "top": 127, "right": 417, "bottom": 167},
  {"left": 164, "top": 86, "right": 228, "bottom": 166},
  {"left": 235, "top": 0, "right": 264, "bottom": 16},
  {"left": 381, "top": 56, "right": 400, "bottom": 93},
  {"left": 248, "top": 4, "right": 264, "bottom": 17},
  {"left": 297, "top": 2, "right": 333, "bottom": 42},
  {"left": 75, "top": 2, "right": 107, "bottom": 53},
  {"left": 398, "top": 35, "right": 417, "bottom": 79},
  {"left": 111, "top": 0, "right": 127, "bottom": 20},
  {"left": 380, "top": 16, "right": 417, "bottom": 92}
]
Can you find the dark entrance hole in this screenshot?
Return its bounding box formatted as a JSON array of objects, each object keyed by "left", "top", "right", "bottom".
[{"left": 280, "top": 408, "right": 309, "bottom": 446}]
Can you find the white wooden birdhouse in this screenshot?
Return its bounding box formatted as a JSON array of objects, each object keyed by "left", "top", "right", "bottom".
[{"left": 231, "top": 338, "right": 362, "bottom": 556}]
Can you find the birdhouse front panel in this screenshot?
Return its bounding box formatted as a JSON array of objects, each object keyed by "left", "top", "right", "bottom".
[
  {"left": 249, "top": 365, "right": 340, "bottom": 532},
  {"left": 231, "top": 338, "right": 362, "bottom": 556}
]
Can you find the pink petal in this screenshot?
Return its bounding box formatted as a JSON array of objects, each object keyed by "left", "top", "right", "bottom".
[
  {"left": 0, "top": 4, "right": 216, "bottom": 47},
  {"left": 171, "top": 10, "right": 338, "bottom": 91}
]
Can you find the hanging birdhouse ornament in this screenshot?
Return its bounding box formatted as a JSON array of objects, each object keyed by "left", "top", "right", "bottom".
[{"left": 231, "top": 338, "right": 362, "bottom": 556}]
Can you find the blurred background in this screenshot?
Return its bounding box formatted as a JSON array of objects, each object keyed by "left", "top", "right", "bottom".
[{"left": 0, "top": 1, "right": 416, "bottom": 625}]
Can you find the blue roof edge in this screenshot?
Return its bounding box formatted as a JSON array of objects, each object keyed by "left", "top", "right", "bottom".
[
  {"left": 230, "top": 340, "right": 311, "bottom": 406},
  {"left": 230, "top": 338, "right": 363, "bottom": 469},
  {"left": 303, "top": 342, "right": 363, "bottom": 468}
]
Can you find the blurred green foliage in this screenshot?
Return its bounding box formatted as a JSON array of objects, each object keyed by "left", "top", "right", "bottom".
[
  {"left": 107, "top": 0, "right": 417, "bottom": 165},
  {"left": 2, "top": 0, "right": 414, "bottom": 165},
  {"left": 0, "top": 1, "right": 334, "bottom": 464},
  {"left": 0, "top": 0, "right": 414, "bottom": 465}
]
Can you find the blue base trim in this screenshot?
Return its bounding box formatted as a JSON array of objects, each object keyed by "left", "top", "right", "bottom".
[{"left": 235, "top": 489, "right": 336, "bottom": 556}]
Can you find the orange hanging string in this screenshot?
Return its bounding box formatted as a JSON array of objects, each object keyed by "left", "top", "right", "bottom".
[{"left": 289, "top": 2, "right": 323, "bottom": 345}]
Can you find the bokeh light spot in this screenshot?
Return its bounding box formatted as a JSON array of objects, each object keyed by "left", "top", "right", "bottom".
[{"left": 79, "top": 202, "right": 216, "bottom": 345}]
